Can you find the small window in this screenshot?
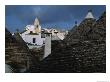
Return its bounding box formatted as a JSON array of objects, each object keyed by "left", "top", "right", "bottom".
[
  {"left": 33, "top": 38, "right": 36, "bottom": 43},
  {"left": 43, "top": 40, "right": 45, "bottom": 44},
  {"left": 30, "top": 31, "right": 33, "bottom": 34}
]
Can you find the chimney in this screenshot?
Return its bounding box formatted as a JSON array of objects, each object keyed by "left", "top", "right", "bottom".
[{"left": 43, "top": 32, "right": 52, "bottom": 59}]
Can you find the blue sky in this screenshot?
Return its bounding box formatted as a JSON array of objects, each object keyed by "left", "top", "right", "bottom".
[{"left": 5, "top": 5, "right": 106, "bottom": 32}]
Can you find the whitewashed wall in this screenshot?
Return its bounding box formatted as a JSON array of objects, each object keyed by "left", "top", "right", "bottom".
[
  {"left": 21, "top": 32, "right": 45, "bottom": 46},
  {"left": 44, "top": 34, "right": 51, "bottom": 58}
]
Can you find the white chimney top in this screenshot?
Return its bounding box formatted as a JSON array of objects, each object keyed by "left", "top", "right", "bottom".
[{"left": 85, "top": 10, "right": 94, "bottom": 19}]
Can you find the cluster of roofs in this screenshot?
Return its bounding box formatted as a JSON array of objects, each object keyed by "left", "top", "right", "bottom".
[
  {"left": 5, "top": 9, "right": 106, "bottom": 73},
  {"left": 19, "top": 10, "right": 94, "bottom": 49},
  {"left": 20, "top": 17, "right": 68, "bottom": 49}
]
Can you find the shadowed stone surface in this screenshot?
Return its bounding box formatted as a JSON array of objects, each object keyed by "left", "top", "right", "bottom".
[
  {"left": 5, "top": 29, "right": 37, "bottom": 72},
  {"left": 28, "top": 12, "right": 106, "bottom": 73},
  {"left": 5, "top": 11, "right": 106, "bottom": 73}
]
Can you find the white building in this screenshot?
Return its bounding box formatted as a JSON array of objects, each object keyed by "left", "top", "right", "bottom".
[
  {"left": 44, "top": 32, "right": 52, "bottom": 59},
  {"left": 20, "top": 17, "right": 68, "bottom": 49},
  {"left": 20, "top": 18, "right": 45, "bottom": 48},
  {"left": 42, "top": 28, "right": 68, "bottom": 40}
]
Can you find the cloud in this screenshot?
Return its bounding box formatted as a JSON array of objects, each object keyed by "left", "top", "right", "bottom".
[{"left": 5, "top": 5, "right": 106, "bottom": 32}]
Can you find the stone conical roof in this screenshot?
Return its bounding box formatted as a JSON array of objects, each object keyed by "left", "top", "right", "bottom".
[
  {"left": 13, "top": 32, "right": 29, "bottom": 49},
  {"left": 28, "top": 12, "right": 106, "bottom": 73},
  {"left": 65, "top": 12, "right": 96, "bottom": 43},
  {"left": 87, "top": 11, "right": 106, "bottom": 40},
  {"left": 5, "top": 28, "right": 35, "bottom": 72}
]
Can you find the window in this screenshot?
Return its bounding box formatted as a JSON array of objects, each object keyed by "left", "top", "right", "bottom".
[
  {"left": 30, "top": 31, "right": 33, "bottom": 34},
  {"left": 33, "top": 38, "right": 36, "bottom": 43}
]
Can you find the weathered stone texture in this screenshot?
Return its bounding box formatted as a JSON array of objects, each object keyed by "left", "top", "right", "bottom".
[
  {"left": 5, "top": 29, "right": 36, "bottom": 72},
  {"left": 28, "top": 12, "right": 106, "bottom": 73}
]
